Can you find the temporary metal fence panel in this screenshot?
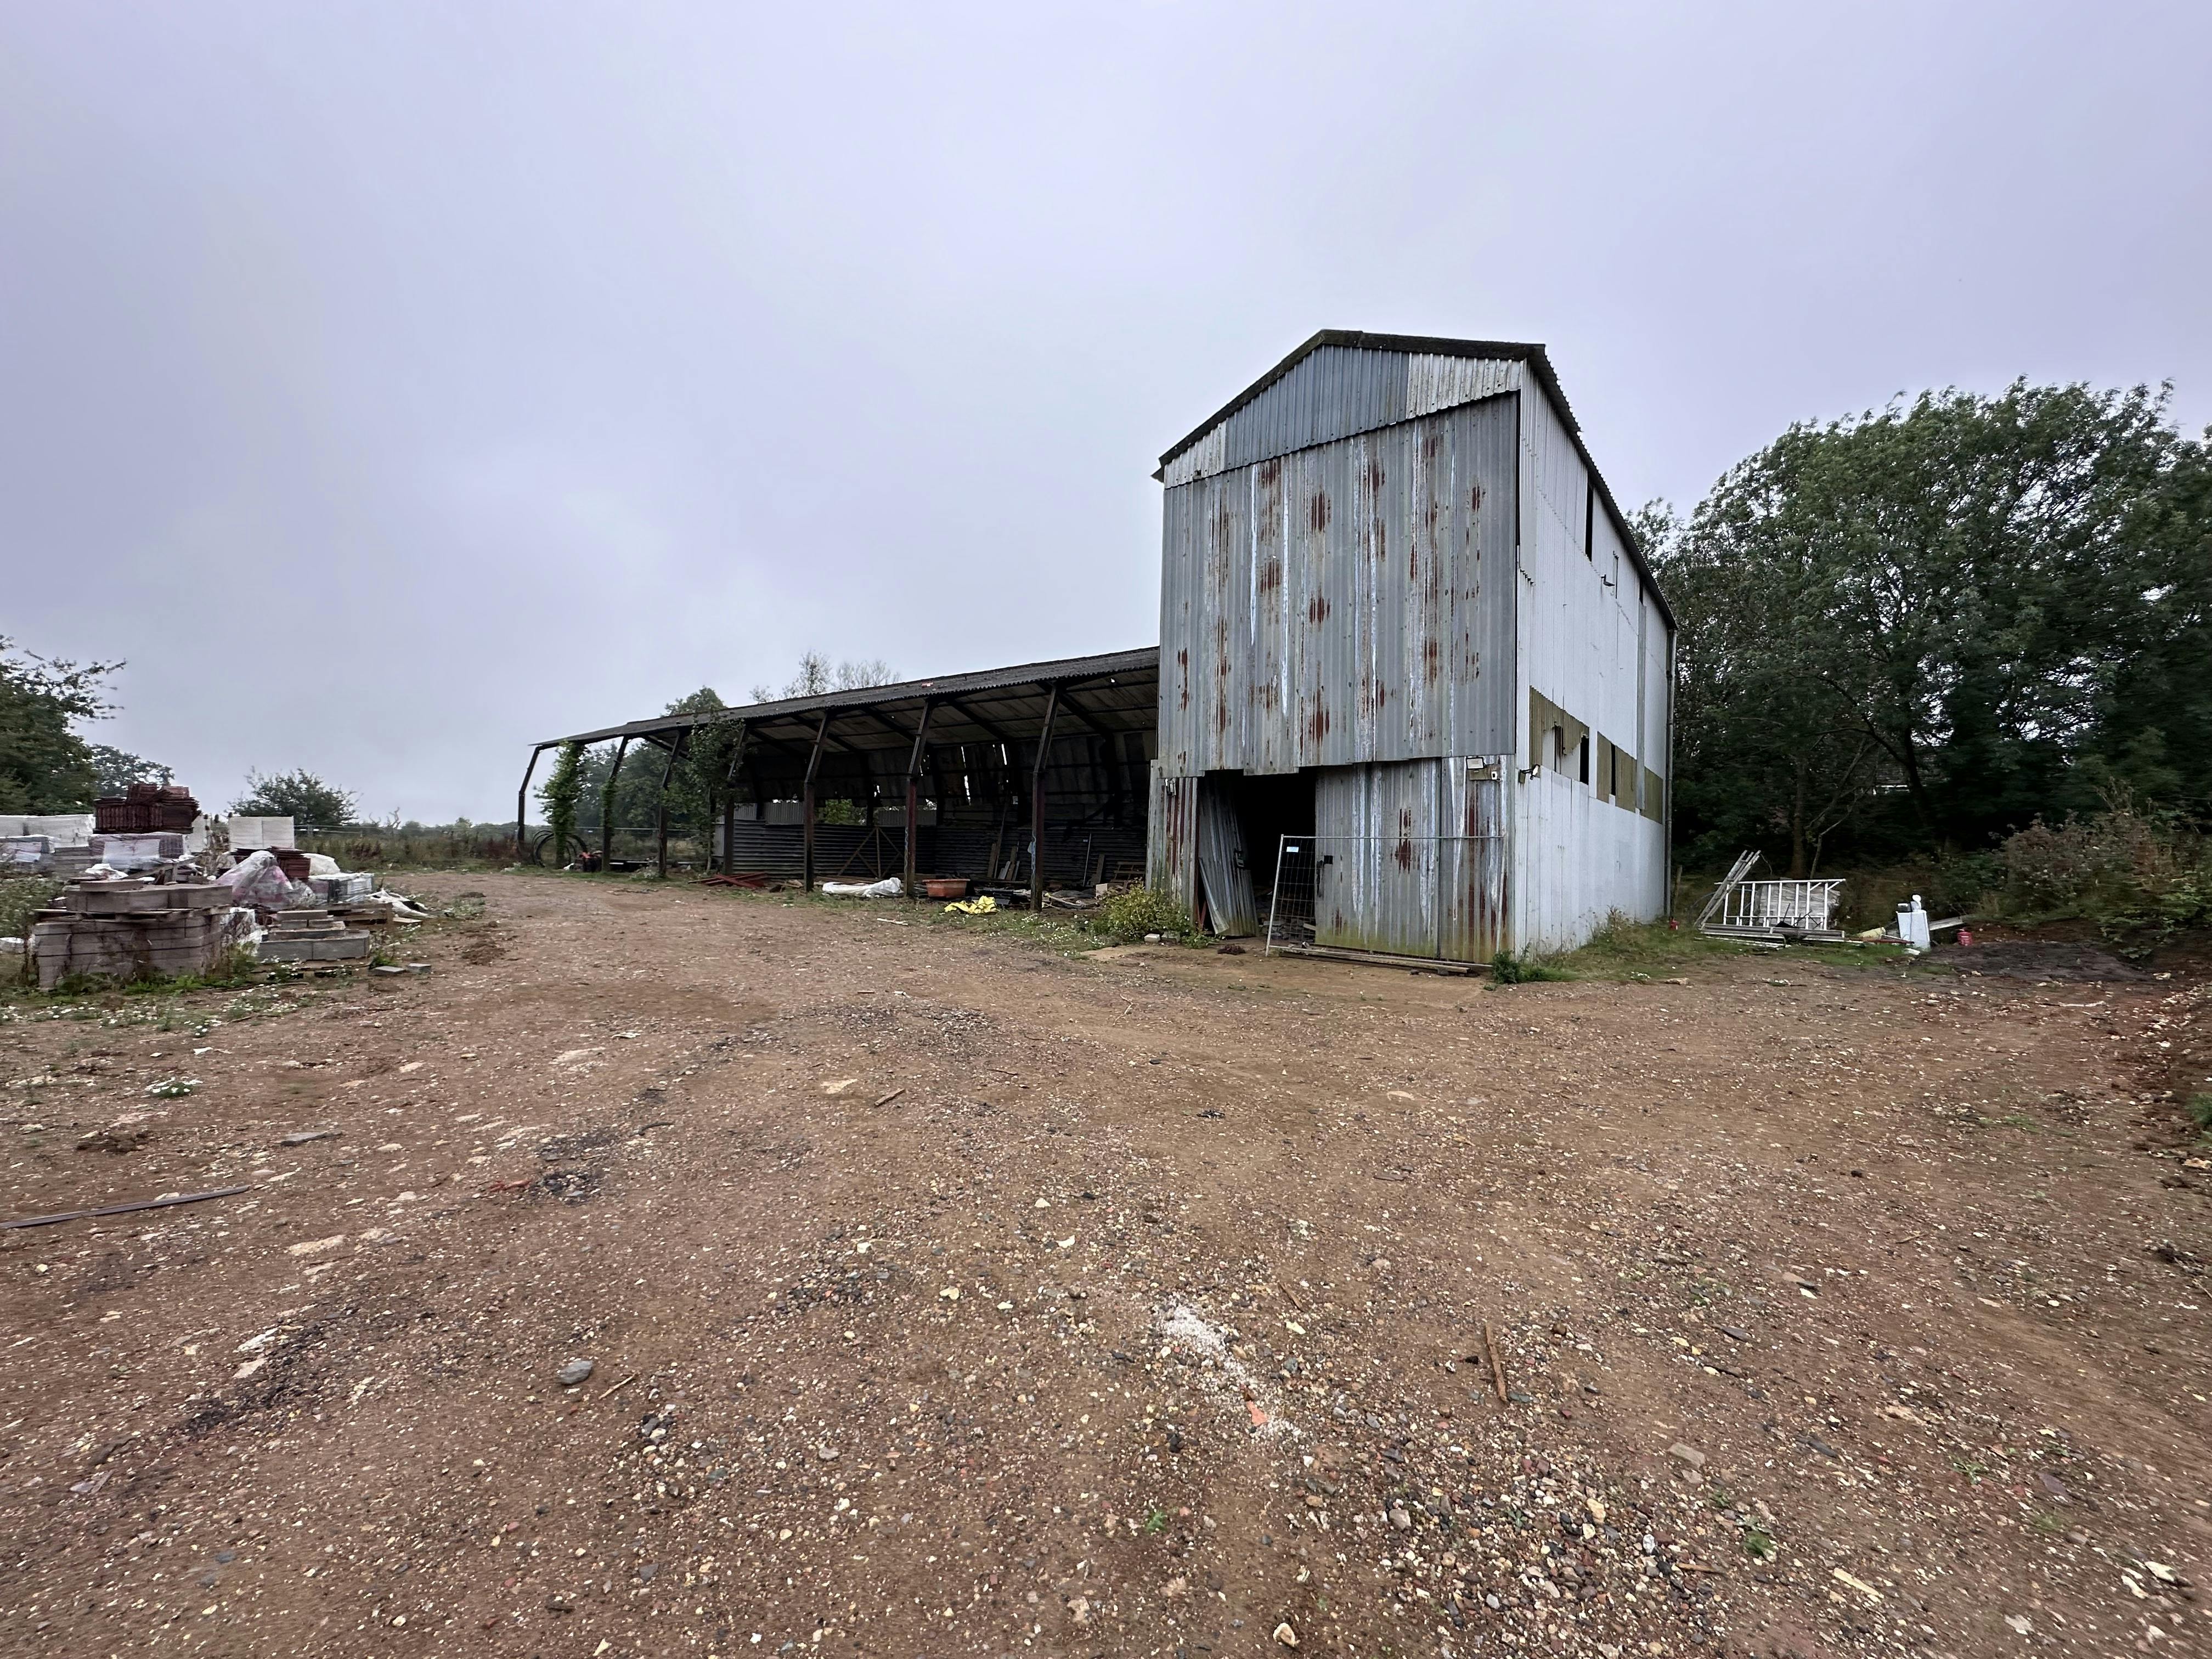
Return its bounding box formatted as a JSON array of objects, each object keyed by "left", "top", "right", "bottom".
[{"left": 1266, "top": 831, "right": 1504, "bottom": 963}]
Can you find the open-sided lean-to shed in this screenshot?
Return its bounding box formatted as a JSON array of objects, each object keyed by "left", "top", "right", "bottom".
[
  {"left": 526, "top": 649, "right": 1158, "bottom": 910},
  {"left": 1147, "top": 330, "right": 1674, "bottom": 961}
]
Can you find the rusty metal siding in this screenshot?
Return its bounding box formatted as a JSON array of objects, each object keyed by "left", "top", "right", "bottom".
[
  {"left": 1159, "top": 482, "right": 1199, "bottom": 775},
  {"left": 1314, "top": 758, "right": 1444, "bottom": 957},
  {"left": 1510, "top": 383, "right": 1670, "bottom": 950},
  {"left": 1309, "top": 757, "right": 1504, "bottom": 961},
  {"left": 1146, "top": 762, "right": 1198, "bottom": 912},
  {"left": 1158, "top": 394, "right": 1520, "bottom": 778},
  {"left": 1438, "top": 760, "right": 1508, "bottom": 962}
]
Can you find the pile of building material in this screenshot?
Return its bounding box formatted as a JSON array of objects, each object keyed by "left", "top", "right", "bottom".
[
  {"left": 27, "top": 877, "right": 251, "bottom": 991},
  {"left": 94, "top": 833, "right": 188, "bottom": 873},
  {"left": 93, "top": 782, "right": 200, "bottom": 836},
  {"left": 256, "top": 909, "right": 372, "bottom": 963},
  {"left": 0, "top": 814, "right": 98, "bottom": 876}
]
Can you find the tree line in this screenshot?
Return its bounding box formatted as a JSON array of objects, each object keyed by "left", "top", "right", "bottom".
[{"left": 1642, "top": 380, "right": 2210, "bottom": 876}]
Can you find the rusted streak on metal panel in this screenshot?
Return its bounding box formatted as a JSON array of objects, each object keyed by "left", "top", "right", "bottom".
[{"left": 1158, "top": 393, "right": 1518, "bottom": 777}]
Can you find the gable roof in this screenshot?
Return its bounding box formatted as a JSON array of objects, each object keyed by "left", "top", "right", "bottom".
[{"left": 1156, "top": 330, "right": 1671, "bottom": 629}]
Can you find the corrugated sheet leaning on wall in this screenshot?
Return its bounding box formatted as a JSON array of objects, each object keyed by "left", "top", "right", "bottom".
[
  {"left": 1311, "top": 757, "right": 1505, "bottom": 960},
  {"left": 1146, "top": 764, "right": 1198, "bottom": 913},
  {"left": 1159, "top": 392, "right": 1520, "bottom": 776}
]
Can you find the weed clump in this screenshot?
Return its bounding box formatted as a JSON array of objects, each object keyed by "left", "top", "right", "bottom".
[{"left": 1489, "top": 949, "right": 1573, "bottom": 984}]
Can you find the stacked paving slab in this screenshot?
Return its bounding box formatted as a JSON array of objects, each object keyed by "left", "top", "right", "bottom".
[
  {"left": 257, "top": 909, "right": 371, "bottom": 963},
  {"left": 29, "top": 879, "right": 239, "bottom": 990}
]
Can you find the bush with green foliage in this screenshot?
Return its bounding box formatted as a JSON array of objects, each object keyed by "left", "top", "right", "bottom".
[
  {"left": 1, "top": 876, "right": 64, "bottom": 945},
  {"left": 1092, "top": 887, "right": 1197, "bottom": 944},
  {"left": 1997, "top": 795, "right": 2211, "bottom": 955}
]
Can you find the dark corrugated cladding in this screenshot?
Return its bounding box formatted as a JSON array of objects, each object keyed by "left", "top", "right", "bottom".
[
  {"left": 1159, "top": 393, "right": 1519, "bottom": 775},
  {"left": 546, "top": 648, "right": 1159, "bottom": 754}
]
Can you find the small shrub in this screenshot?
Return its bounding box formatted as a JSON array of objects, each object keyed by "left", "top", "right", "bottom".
[
  {"left": 1092, "top": 887, "right": 1197, "bottom": 944},
  {"left": 2188, "top": 1093, "right": 2212, "bottom": 1135}
]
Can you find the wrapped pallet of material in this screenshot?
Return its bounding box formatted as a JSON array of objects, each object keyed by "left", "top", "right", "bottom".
[
  {"left": 3, "top": 835, "right": 51, "bottom": 867},
  {"left": 94, "top": 833, "right": 186, "bottom": 872},
  {"left": 0, "top": 814, "right": 95, "bottom": 846},
  {"left": 228, "top": 816, "right": 296, "bottom": 851}
]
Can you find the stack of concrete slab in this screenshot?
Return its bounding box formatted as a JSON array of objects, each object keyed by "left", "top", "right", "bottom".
[
  {"left": 29, "top": 878, "right": 243, "bottom": 990},
  {"left": 257, "top": 909, "right": 371, "bottom": 963}
]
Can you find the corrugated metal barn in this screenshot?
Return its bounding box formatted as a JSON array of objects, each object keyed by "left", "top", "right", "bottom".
[
  {"left": 1146, "top": 331, "right": 1674, "bottom": 960},
  {"left": 532, "top": 329, "right": 1671, "bottom": 963}
]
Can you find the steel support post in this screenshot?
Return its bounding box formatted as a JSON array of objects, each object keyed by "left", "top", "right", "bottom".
[
  {"left": 600, "top": 735, "right": 630, "bottom": 871},
  {"left": 801, "top": 712, "right": 831, "bottom": 893},
  {"left": 904, "top": 700, "right": 933, "bottom": 898},
  {"left": 1029, "top": 682, "right": 1060, "bottom": 913},
  {"left": 653, "top": 731, "right": 685, "bottom": 880},
  {"left": 515, "top": 744, "right": 549, "bottom": 864}
]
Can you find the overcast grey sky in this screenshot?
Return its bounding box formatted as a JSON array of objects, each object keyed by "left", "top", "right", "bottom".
[{"left": 5, "top": 2, "right": 2207, "bottom": 823}]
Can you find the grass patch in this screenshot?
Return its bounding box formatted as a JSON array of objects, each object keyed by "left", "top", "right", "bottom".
[
  {"left": 1556, "top": 914, "right": 1745, "bottom": 978},
  {"left": 1554, "top": 912, "right": 1916, "bottom": 980},
  {"left": 1489, "top": 949, "right": 1574, "bottom": 985}
]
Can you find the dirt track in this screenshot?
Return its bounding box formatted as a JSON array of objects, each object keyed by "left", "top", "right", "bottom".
[{"left": 2, "top": 873, "right": 2207, "bottom": 1658}]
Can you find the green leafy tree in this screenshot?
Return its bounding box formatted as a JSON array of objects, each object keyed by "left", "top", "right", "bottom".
[
  {"left": 1653, "top": 381, "right": 2210, "bottom": 870},
  {"left": 231, "top": 768, "right": 359, "bottom": 827},
  {"left": 538, "top": 740, "right": 585, "bottom": 861},
  {"left": 0, "top": 637, "right": 119, "bottom": 812}
]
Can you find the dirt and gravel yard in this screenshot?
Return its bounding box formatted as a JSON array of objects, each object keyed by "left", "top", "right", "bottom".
[{"left": 2, "top": 872, "right": 2207, "bottom": 1659}]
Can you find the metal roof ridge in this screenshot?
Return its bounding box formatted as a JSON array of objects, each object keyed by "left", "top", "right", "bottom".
[{"left": 1155, "top": 330, "right": 1551, "bottom": 470}]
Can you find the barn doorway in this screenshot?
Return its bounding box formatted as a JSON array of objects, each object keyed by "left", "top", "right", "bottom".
[
  {"left": 1233, "top": 770, "right": 1315, "bottom": 936},
  {"left": 1193, "top": 770, "right": 1316, "bottom": 936}
]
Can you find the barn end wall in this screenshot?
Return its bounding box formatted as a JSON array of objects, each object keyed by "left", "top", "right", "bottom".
[{"left": 1511, "top": 383, "right": 1669, "bottom": 951}]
